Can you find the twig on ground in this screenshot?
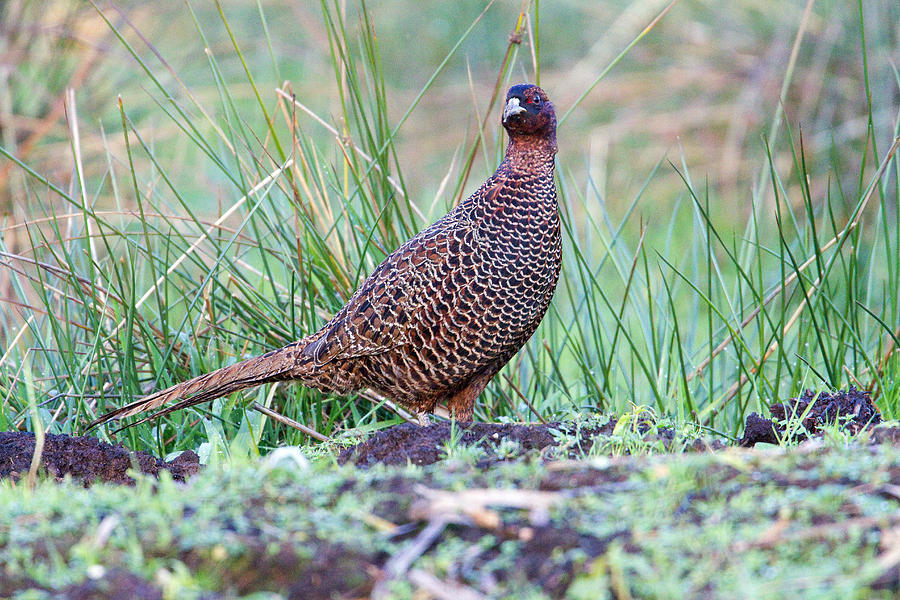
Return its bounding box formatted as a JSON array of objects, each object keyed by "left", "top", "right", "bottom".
[
  {"left": 250, "top": 401, "right": 330, "bottom": 442},
  {"left": 371, "top": 518, "right": 449, "bottom": 600},
  {"left": 409, "top": 485, "right": 562, "bottom": 528},
  {"left": 733, "top": 513, "right": 900, "bottom": 553}
]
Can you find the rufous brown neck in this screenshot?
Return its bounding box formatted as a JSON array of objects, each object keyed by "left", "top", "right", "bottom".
[{"left": 502, "top": 134, "right": 557, "bottom": 175}]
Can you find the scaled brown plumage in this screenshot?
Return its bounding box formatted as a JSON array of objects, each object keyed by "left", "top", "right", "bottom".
[{"left": 88, "top": 83, "right": 561, "bottom": 429}]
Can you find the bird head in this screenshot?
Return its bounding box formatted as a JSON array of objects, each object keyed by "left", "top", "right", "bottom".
[{"left": 501, "top": 84, "right": 556, "bottom": 140}]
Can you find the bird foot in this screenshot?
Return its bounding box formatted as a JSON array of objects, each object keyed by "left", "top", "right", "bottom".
[{"left": 415, "top": 412, "right": 431, "bottom": 427}]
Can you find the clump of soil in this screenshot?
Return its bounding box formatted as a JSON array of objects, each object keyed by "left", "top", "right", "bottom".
[
  {"left": 0, "top": 388, "right": 891, "bottom": 480},
  {"left": 339, "top": 421, "right": 578, "bottom": 467},
  {"left": 338, "top": 419, "right": 724, "bottom": 467},
  {"left": 739, "top": 387, "right": 882, "bottom": 447},
  {"left": 0, "top": 431, "right": 199, "bottom": 485}
]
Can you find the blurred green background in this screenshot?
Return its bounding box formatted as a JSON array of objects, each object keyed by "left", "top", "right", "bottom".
[{"left": 4, "top": 1, "right": 896, "bottom": 224}]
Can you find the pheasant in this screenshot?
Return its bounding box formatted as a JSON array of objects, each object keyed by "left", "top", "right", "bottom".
[{"left": 88, "top": 83, "right": 561, "bottom": 430}]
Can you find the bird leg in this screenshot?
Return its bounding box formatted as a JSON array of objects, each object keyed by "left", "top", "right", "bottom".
[{"left": 446, "top": 371, "right": 495, "bottom": 422}]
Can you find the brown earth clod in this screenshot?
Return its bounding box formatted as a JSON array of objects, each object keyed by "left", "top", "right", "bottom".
[
  {"left": 739, "top": 387, "right": 882, "bottom": 447},
  {"left": 0, "top": 388, "right": 894, "bottom": 484},
  {"left": 0, "top": 431, "right": 199, "bottom": 486}
]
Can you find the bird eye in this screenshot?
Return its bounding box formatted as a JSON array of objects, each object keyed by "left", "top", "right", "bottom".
[{"left": 532, "top": 94, "right": 541, "bottom": 104}]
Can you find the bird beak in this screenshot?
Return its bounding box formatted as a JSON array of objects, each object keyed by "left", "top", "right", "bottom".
[{"left": 502, "top": 97, "right": 526, "bottom": 123}]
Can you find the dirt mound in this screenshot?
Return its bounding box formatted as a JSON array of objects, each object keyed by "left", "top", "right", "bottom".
[
  {"left": 0, "top": 388, "right": 892, "bottom": 479},
  {"left": 739, "top": 387, "right": 882, "bottom": 447},
  {"left": 0, "top": 431, "right": 199, "bottom": 485},
  {"left": 338, "top": 418, "right": 724, "bottom": 467},
  {"left": 339, "top": 421, "right": 577, "bottom": 467}
]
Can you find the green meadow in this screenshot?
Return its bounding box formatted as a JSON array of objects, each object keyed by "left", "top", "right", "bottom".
[{"left": 1, "top": 1, "right": 899, "bottom": 596}]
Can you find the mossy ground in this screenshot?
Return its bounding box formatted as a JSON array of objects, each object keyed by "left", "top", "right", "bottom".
[{"left": 3, "top": 413, "right": 899, "bottom": 599}]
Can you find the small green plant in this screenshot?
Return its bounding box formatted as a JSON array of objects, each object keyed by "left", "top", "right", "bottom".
[
  {"left": 493, "top": 437, "right": 523, "bottom": 460},
  {"left": 771, "top": 394, "right": 821, "bottom": 447},
  {"left": 817, "top": 418, "right": 862, "bottom": 447},
  {"left": 439, "top": 419, "right": 486, "bottom": 463},
  {"left": 590, "top": 404, "right": 667, "bottom": 456}
]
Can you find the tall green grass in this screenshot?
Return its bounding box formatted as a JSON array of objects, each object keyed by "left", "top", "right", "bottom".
[{"left": 1, "top": 0, "right": 898, "bottom": 455}]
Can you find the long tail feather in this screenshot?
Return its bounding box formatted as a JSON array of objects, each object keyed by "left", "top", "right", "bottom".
[{"left": 86, "top": 343, "right": 305, "bottom": 431}]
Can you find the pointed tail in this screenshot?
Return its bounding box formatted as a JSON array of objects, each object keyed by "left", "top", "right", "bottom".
[{"left": 86, "top": 342, "right": 307, "bottom": 431}]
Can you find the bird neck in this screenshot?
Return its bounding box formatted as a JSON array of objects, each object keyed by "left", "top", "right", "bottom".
[{"left": 501, "top": 135, "right": 558, "bottom": 176}]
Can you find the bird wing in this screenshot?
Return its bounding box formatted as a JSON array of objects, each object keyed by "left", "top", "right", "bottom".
[
  {"left": 303, "top": 179, "right": 506, "bottom": 366},
  {"left": 301, "top": 217, "right": 463, "bottom": 365}
]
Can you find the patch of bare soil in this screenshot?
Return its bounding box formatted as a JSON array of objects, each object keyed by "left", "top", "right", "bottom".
[
  {"left": 738, "top": 387, "right": 883, "bottom": 447},
  {"left": 340, "top": 421, "right": 591, "bottom": 467},
  {"left": 339, "top": 419, "right": 726, "bottom": 467},
  {"left": 0, "top": 388, "right": 894, "bottom": 484},
  {"left": 0, "top": 431, "right": 199, "bottom": 485},
  {"left": 358, "top": 465, "right": 640, "bottom": 598}
]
